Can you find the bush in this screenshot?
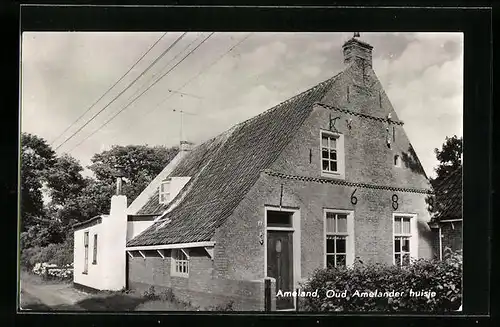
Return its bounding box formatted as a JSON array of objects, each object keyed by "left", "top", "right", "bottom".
[
  {"left": 20, "top": 237, "right": 74, "bottom": 270},
  {"left": 208, "top": 300, "right": 235, "bottom": 311},
  {"left": 299, "top": 249, "right": 462, "bottom": 312}
]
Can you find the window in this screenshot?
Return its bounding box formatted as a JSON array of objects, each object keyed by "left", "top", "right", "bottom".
[
  {"left": 83, "top": 231, "right": 89, "bottom": 273},
  {"left": 394, "top": 155, "right": 402, "bottom": 167},
  {"left": 321, "top": 133, "right": 338, "bottom": 173},
  {"left": 325, "top": 212, "right": 348, "bottom": 268},
  {"left": 159, "top": 180, "right": 171, "bottom": 204},
  {"left": 394, "top": 216, "right": 412, "bottom": 266},
  {"left": 171, "top": 249, "right": 189, "bottom": 277},
  {"left": 320, "top": 131, "right": 345, "bottom": 179},
  {"left": 92, "top": 234, "right": 98, "bottom": 265}
]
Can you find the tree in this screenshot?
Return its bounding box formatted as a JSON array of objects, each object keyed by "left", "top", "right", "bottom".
[
  {"left": 426, "top": 135, "right": 463, "bottom": 217},
  {"left": 88, "top": 145, "right": 179, "bottom": 205},
  {"left": 20, "top": 133, "right": 56, "bottom": 231},
  {"left": 433, "top": 135, "right": 462, "bottom": 180},
  {"left": 45, "top": 154, "right": 87, "bottom": 206}
]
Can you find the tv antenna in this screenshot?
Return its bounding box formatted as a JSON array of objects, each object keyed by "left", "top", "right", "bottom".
[{"left": 172, "top": 109, "right": 197, "bottom": 142}]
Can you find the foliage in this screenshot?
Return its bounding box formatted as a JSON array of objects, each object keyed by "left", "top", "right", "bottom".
[
  {"left": 207, "top": 300, "right": 235, "bottom": 311},
  {"left": 20, "top": 236, "right": 74, "bottom": 270},
  {"left": 88, "top": 145, "right": 179, "bottom": 205},
  {"left": 20, "top": 133, "right": 57, "bottom": 231},
  {"left": 20, "top": 220, "right": 66, "bottom": 249},
  {"left": 426, "top": 135, "right": 463, "bottom": 216},
  {"left": 299, "top": 249, "right": 462, "bottom": 312},
  {"left": 45, "top": 154, "right": 87, "bottom": 206}
]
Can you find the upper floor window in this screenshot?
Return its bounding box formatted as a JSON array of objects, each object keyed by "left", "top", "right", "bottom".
[
  {"left": 394, "top": 155, "right": 402, "bottom": 168},
  {"left": 321, "top": 131, "right": 345, "bottom": 179},
  {"left": 159, "top": 180, "right": 171, "bottom": 204}
]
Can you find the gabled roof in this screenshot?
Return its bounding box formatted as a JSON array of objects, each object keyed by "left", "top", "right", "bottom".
[
  {"left": 432, "top": 167, "right": 462, "bottom": 221},
  {"left": 126, "top": 71, "right": 344, "bottom": 247}
]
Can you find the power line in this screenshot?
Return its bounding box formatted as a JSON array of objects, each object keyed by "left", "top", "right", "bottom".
[
  {"left": 123, "top": 33, "right": 254, "bottom": 133},
  {"left": 117, "top": 33, "right": 206, "bottom": 106},
  {"left": 54, "top": 32, "right": 188, "bottom": 151},
  {"left": 107, "top": 32, "right": 253, "bottom": 145},
  {"left": 67, "top": 32, "right": 215, "bottom": 153},
  {"left": 50, "top": 32, "right": 168, "bottom": 146}
]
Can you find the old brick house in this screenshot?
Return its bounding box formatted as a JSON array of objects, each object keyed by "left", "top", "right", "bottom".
[{"left": 74, "top": 35, "right": 436, "bottom": 310}]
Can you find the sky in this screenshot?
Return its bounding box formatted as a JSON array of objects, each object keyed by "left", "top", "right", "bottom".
[{"left": 21, "top": 32, "right": 463, "bottom": 179}]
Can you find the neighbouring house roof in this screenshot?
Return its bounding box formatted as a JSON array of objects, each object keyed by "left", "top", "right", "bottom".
[
  {"left": 431, "top": 167, "right": 462, "bottom": 222},
  {"left": 126, "top": 71, "right": 344, "bottom": 247},
  {"left": 73, "top": 215, "right": 107, "bottom": 231}
]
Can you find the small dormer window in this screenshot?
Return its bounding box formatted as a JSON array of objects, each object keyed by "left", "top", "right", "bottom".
[
  {"left": 159, "top": 180, "right": 171, "bottom": 204},
  {"left": 394, "top": 155, "right": 402, "bottom": 168}
]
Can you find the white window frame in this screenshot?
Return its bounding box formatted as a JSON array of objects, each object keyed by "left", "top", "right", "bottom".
[
  {"left": 171, "top": 248, "right": 189, "bottom": 277},
  {"left": 393, "top": 213, "right": 418, "bottom": 266},
  {"left": 159, "top": 179, "right": 171, "bottom": 204},
  {"left": 323, "top": 209, "right": 355, "bottom": 268},
  {"left": 320, "top": 130, "right": 345, "bottom": 179}
]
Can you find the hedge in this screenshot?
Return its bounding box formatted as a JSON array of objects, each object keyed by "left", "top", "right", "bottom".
[
  {"left": 298, "top": 248, "right": 462, "bottom": 312},
  {"left": 20, "top": 237, "right": 74, "bottom": 270}
]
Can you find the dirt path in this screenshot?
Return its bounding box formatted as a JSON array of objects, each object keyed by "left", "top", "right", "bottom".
[{"left": 20, "top": 272, "right": 90, "bottom": 310}]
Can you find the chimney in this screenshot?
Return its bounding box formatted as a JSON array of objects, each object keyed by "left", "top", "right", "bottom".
[
  {"left": 342, "top": 33, "right": 373, "bottom": 67},
  {"left": 180, "top": 140, "right": 193, "bottom": 152},
  {"left": 114, "top": 165, "right": 125, "bottom": 195}
]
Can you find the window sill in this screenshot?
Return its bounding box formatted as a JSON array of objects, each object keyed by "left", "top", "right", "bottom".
[
  {"left": 171, "top": 273, "right": 189, "bottom": 278},
  {"left": 321, "top": 171, "right": 345, "bottom": 180}
]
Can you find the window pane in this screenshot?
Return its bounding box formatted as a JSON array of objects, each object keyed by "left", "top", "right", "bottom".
[
  {"left": 336, "top": 255, "right": 346, "bottom": 267},
  {"left": 402, "top": 239, "right": 410, "bottom": 252},
  {"left": 330, "top": 150, "right": 337, "bottom": 160},
  {"left": 326, "top": 217, "right": 335, "bottom": 233},
  {"left": 321, "top": 135, "right": 328, "bottom": 147},
  {"left": 326, "top": 255, "right": 335, "bottom": 268},
  {"left": 395, "top": 254, "right": 401, "bottom": 266},
  {"left": 330, "top": 137, "right": 337, "bottom": 149},
  {"left": 337, "top": 215, "right": 347, "bottom": 232},
  {"left": 322, "top": 160, "right": 329, "bottom": 171},
  {"left": 330, "top": 161, "right": 337, "bottom": 172},
  {"left": 402, "top": 218, "right": 411, "bottom": 234},
  {"left": 403, "top": 253, "right": 410, "bottom": 266},
  {"left": 394, "top": 219, "right": 402, "bottom": 234},
  {"left": 394, "top": 238, "right": 401, "bottom": 253},
  {"left": 327, "top": 239, "right": 335, "bottom": 253},
  {"left": 322, "top": 149, "right": 329, "bottom": 159},
  {"left": 336, "top": 238, "right": 346, "bottom": 253}
]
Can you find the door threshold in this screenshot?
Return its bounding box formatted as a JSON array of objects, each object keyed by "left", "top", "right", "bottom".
[{"left": 276, "top": 308, "right": 296, "bottom": 312}]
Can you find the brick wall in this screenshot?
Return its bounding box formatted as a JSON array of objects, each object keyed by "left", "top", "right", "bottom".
[
  {"left": 128, "top": 249, "right": 276, "bottom": 311},
  {"left": 441, "top": 221, "right": 463, "bottom": 253}
]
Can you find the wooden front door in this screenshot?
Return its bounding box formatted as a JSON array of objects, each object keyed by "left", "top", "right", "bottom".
[{"left": 267, "top": 231, "right": 294, "bottom": 310}]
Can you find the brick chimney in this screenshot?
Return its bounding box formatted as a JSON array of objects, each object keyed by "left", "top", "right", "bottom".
[
  {"left": 342, "top": 34, "right": 373, "bottom": 67},
  {"left": 180, "top": 140, "right": 193, "bottom": 152}
]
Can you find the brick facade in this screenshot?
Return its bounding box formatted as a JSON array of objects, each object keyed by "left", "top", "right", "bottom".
[
  {"left": 128, "top": 251, "right": 275, "bottom": 310},
  {"left": 441, "top": 221, "right": 463, "bottom": 253}
]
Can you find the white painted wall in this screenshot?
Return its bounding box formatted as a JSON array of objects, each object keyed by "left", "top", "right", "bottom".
[
  {"left": 73, "top": 218, "right": 105, "bottom": 290},
  {"left": 127, "top": 151, "right": 189, "bottom": 215},
  {"left": 127, "top": 220, "right": 155, "bottom": 241},
  {"left": 73, "top": 195, "right": 128, "bottom": 291}
]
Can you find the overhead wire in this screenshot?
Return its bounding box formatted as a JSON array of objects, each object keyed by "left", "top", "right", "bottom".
[
  {"left": 50, "top": 32, "right": 168, "bottom": 146},
  {"left": 55, "top": 32, "right": 188, "bottom": 151},
  {"left": 113, "top": 32, "right": 254, "bottom": 142},
  {"left": 67, "top": 32, "right": 215, "bottom": 153}
]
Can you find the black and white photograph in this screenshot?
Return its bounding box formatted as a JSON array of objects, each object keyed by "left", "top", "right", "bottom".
[{"left": 19, "top": 31, "right": 463, "bottom": 312}]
